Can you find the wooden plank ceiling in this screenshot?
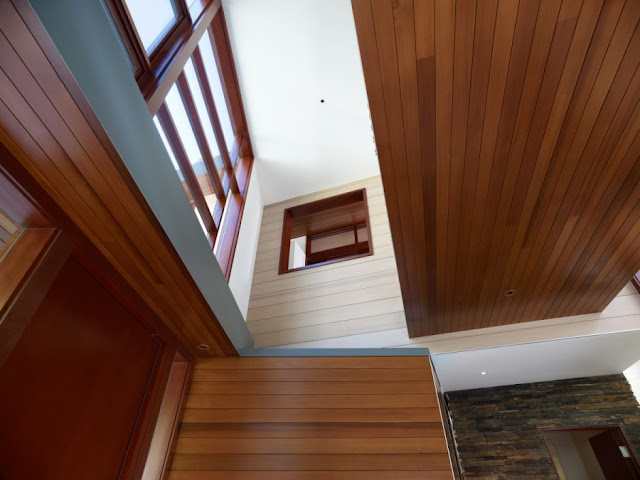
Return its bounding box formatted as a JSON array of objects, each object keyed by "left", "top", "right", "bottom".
[{"left": 352, "top": 0, "right": 640, "bottom": 337}]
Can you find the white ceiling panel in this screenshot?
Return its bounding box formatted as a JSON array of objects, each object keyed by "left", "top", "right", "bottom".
[{"left": 222, "top": 0, "right": 379, "bottom": 205}]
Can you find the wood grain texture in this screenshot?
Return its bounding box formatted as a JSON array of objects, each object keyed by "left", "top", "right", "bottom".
[
  {"left": 169, "top": 356, "right": 453, "bottom": 479},
  {"left": 352, "top": 0, "right": 640, "bottom": 336},
  {"left": 0, "top": 208, "right": 18, "bottom": 252},
  {"left": 0, "top": 0, "right": 235, "bottom": 356},
  {"left": 0, "top": 257, "right": 160, "bottom": 480},
  {"left": 247, "top": 176, "right": 405, "bottom": 348}
]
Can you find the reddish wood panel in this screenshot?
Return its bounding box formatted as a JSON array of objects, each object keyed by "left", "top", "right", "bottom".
[
  {"left": 352, "top": 0, "right": 640, "bottom": 336},
  {"left": 169, "top": 356, "right": 453, "bottom": 479},
  {"left": 0, "top": 0, "right": 235, "bottom": 356},
  {"left": 0, "top": 258, "right": 160, "bottom": 480}
]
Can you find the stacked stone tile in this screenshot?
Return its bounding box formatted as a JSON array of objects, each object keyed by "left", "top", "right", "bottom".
[{"left": 446, "top": 374, "right": 640, "bottom": 479}]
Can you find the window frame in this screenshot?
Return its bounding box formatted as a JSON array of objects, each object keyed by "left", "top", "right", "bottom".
[
  {"left": 105, "top": 0, "right": 253, "bottom": 279},
  {"left": 278, "top": 189, "right": 374, "bottom": 274}
]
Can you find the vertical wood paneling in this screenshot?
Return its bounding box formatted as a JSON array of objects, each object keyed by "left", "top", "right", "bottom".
[
  {"left": 169, "top": 356, "right": 453, "bottom": 479},
  {"left": 352, "top": 0, "right": 640, "bottom": 336}
]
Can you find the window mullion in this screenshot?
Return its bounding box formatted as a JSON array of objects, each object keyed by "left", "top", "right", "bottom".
[
  {"left": 157, "top": 103, "right": 218, "bottom": 244},
  {"left": 191, "top": 46, "right": 239, "bottom": 194},
  {"left": 176, "top": 71, "right": 227, "bottom": 207}
]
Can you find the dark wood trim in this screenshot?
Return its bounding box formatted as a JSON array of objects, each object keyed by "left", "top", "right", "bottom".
[
  {"left": 146, "top": 2, "right": 190, "bottom": 64},
  {"left": 214, "top": 156, "right": 253, "bottom": 280},
  {"left": 362, "top": 187, "right": 374, "bottom": 256},
  {"left": 191, "top": 46, "right": 239, "bottom": 193},
  {"left": 105, "top": 0, "right": 221, "bottom": 114},
  {"left": 140, "top": 354, "right": 192, "bottom": 480},
  {"left": 96, "top": 0, "right": 253, "bottom": 285},
  {"left": 145, "top": 0, "right": 222, "bottom": 114},
  {"left": 305, "top": 232, "right": 312, "bottom": 266},
  {"left": 176, "top": 71, "right": 226, "bottom": 207},
  {"left": 103, "top": 0, "right": 149, "bottom": 78},
  {"left": 286, "top": 250, "right": 373, "bottom": 274},
  {"left": 306, "top": 241, "right": 371, "bottom": 265},
  {"left": 119, "top": 343, "right": 177, "bottom": 480},
  {"left": 157, "top": 103, "right": 217, "bottom": 246},
  {"left": 631, "top": 272, "right": 640, "bottom": 294},
  {"left": 209, "top": 13, "right": 253, "bottom": 158},
  {"left": 539, "top": 425, "right": 640, "bottom": 477},
  {"left": 309, "top": 221, "right": 367, "bottom": 241},
  {"left": 278, "top": 209, "right": 293, "bottom": 275}
]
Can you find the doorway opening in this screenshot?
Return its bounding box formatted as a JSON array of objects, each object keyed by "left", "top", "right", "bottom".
[{"left": 541, "top": 426, "right": 640, "bottom": 480}]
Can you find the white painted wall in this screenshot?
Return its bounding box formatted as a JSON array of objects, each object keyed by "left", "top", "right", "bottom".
[
  {"left": 222, "top": 0, "right": 379, "bottom": 205},
  {"left": 228, "top": 165, "right": 264, "bottom": 319},
  {"left": 431, "top": 330, "right": 640, "bottom": 392},
  {"left": 624, "top": 359, "right": 640, "bottom": 405},
  {"left": 289, "top": 236, "right": 307, "bottom": 270}
]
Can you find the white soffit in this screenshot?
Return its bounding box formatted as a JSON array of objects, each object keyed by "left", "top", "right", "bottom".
[
  {"left": 222, "top": 0, "right": 380, "bottom": 205},
  {"left": 432, "top": 330, "right": 640, "bottom": 392}
]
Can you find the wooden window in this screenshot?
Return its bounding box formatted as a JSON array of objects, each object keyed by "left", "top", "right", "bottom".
[
  {"left": 279, "top": 189, "right": 373, "bottom": 274},
  {"left": 0, "top": 208, "right": 21, "bottom": 259},
  {"left": 105, "top": 0, "right": 253, "bottom": 279},
  {"left": 632, "top": 271, "right": 640, "bottom": 294}
]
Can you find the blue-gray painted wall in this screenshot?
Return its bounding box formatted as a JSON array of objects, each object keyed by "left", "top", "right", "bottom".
[{"left": 28, "top": 0, "right": 254, "bottom": 350}]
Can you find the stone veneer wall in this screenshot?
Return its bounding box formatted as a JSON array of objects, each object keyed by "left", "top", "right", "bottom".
[{"left": 446, "top": 374, "right": 640, "bottom": 479}]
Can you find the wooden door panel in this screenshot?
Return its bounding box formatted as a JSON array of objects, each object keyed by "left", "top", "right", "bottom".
[
  {"left": 0, "top": 257, "right": 160, "bottom": 480},
  {"left": 590, "top": 429, "right": 640, "bottom": 480}
]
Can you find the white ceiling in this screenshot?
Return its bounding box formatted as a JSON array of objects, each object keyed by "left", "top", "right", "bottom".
[
  {"left": 223, "top": 0, "right": 380, "bottom": 205},
  {"left": 432, "top": 330, "right": 640, "bottom": 392}
]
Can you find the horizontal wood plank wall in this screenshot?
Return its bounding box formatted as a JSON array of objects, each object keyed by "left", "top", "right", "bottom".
[
  {"left": 352, "top": 0, "right": 640, "bottom": 338},
  {"left": 247, "top": 176, "right": 405, "bottom": 348},
  {"left": 272, "top": 282, "right": 640, "bottom": 350},
  {"left": 169, "top": 356, "right": 453, "bottom": 479}
]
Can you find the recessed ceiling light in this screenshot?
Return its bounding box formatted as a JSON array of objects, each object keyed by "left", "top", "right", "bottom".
[
  {"left": 504, "top": 290, "right": 516, "bottom": 297},
  {"left": 481, "top": 371, "right": 487, "bottom": 375},
  {"left": 197, "top": 344, "right": 210, "bottom": 350}
]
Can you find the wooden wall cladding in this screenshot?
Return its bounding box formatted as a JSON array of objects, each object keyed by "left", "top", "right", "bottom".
[
  {"left": 0, "top": 0, "right": 235, "bottom": 356},
  {"left": 352, "top": 0, "right": 640, "bottom": 337},
  {"left": 168, "top": 356, "right": 453, "bottom": 479}
]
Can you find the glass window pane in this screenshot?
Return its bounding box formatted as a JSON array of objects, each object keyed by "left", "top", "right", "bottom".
[
  {"left": 198, "top": 35, "right": 235, "bottom": 154},
  {"left": 153, "top": 98, "right": 219, "bottom": 233},
  {"left": 165, "top": 84, "right": 219, "bottom": 213},
  {"left": 124, "top": 0, "right": 178, "bottom": 53},
  {"left": 0, "top": 207, "right": 22, "bottom": 263},
  {"left": 184, "top": 58, "right": 225, "bottom": 183}
]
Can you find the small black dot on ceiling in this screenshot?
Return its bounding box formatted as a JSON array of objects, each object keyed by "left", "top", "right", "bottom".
[{"left": 320, "top": 99, "right": 325, "bottom": 103}]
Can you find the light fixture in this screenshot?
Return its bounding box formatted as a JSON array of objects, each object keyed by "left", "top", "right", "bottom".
[
  {"left": 481, "top": 371, "right": 487, "bottom": 375},
  {"left": 197, "top": 344, "right": 210, "bottom": 350},
  {"left": 504, "top": 290, "right": 516, "bottom": 297}
]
